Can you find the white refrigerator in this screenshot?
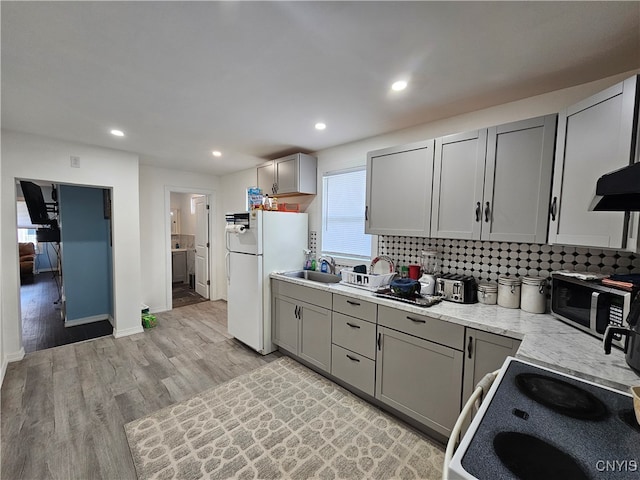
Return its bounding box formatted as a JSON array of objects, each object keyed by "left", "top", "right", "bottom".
[{"left": 225, "top": 210, "right": 308, "bottom": 354}]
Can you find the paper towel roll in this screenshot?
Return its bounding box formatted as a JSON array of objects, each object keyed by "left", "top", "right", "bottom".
[{"left": 225, "top": 224, "right": 246, "bottom": 234}]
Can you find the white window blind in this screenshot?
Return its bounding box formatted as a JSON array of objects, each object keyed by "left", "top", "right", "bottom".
[{"left": 321, "top": 168, "right": 371, "bottom": 260}]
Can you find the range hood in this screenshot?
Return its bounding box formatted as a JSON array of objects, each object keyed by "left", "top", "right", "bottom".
[{"left": 590, "top": 162, "right": 640, "bottom": 211}]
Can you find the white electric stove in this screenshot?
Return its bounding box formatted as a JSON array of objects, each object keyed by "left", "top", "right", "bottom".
[{"left": 448, "top": 357, "right": 639, "bottom": 480}]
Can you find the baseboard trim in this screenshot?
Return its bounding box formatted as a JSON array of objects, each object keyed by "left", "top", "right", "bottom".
[
  {"left": 113, "top": 325, "right": 144, "bottom": 338},
  {"left": 6, "top": 348, "right": 25, "bottom": 362},
  {"left": 65, "top": 314, "right": 109, "bottom": 328}
]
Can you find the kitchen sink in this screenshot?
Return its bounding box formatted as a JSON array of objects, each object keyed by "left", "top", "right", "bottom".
[{"left": 283, "top": 270, "right": 341, "bottom": 284}]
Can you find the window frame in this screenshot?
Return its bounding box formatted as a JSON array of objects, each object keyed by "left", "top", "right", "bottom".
[{"left": 320, "top": 166, "right": 374, "bottom": 264}]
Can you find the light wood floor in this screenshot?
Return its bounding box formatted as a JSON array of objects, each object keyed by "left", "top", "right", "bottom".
[{"left": 1, "top": 300, "right": 281, "bottom": 480}]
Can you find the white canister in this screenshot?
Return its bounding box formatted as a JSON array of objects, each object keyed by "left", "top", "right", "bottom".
[
  {"left": 520, "top": 276, "right": 547, "bottom": 314},
  {"left": 497, "top": 275, "right": 522, "bottom": 309},
  {"left": 477, "top": 283, "right": 498, "bottom": 305}
]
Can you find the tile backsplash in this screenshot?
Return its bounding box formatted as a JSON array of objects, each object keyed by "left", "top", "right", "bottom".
[{"left": 378, "top": 236, "right": 640, "bottom": 282}]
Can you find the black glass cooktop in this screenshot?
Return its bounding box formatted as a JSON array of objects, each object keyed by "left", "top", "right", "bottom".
[{"left": 459, "top": 359, "right": 639, "bottom": 480}]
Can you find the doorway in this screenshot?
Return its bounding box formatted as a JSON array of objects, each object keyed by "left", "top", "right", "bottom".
[
  {"left": 169, "top": 191, "right": 211, "bottom": 308},
  {"left": 16, "top": 179, "right": 113, "bottom": 353}
]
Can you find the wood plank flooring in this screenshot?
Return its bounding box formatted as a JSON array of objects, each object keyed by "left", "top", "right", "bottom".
[
  {"left": 21, "top": 273, "right": 113, "bottom": 354},
  {"left": 1, "top": 300, "right": 281, "bottom": 480}
]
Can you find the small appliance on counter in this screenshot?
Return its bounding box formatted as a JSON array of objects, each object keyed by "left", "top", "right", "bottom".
[
  {"left": 437, "top": 273, "right": 477, "bottom": 303},
  {"left": 604, "top": 288, "right": 640, "bottom": 374},
  {"left": 447, "top": 357, "right": 639, "bottom": 480},
  {"left": 418, "top": 249, "right": 440, "bottom": 295},
  {"left": 551, "top": 272, "right": 635, "bottom": 350}
]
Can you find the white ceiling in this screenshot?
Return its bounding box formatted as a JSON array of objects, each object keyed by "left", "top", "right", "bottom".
[{"left": 2, "top": 1, "right": 639, "bottom": 176}]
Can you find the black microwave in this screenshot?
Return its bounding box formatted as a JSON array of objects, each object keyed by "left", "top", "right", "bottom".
[{"left": 550, "top": 273, "right": 633, "bottom": 349}]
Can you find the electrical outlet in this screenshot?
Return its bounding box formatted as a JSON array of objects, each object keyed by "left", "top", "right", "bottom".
[{"left": 70, "top": 156, "right": 80, "bottom": 168}]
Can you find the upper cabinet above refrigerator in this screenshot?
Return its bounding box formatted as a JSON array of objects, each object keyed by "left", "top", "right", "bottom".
[
  {"left": 548, "top": 75, "right": 640, "bottom": 250},
  {"left": 257, "top": 153, "right": 317, "bottom": 196}
]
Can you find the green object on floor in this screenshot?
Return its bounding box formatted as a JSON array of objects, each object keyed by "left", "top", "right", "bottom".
[{"left": 141, "top": 314, "right": 157, "bottom": 328}]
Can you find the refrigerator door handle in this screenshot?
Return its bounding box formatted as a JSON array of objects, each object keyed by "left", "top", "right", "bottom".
[{"left": 225, "top": 252, "right": 230, "bottom": 282}]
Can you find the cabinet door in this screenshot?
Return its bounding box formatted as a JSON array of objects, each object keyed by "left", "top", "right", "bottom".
[
  {"left": 462, "top": 329, "right": 520, "bottom": 404},
  {"left": 461, "top": 329, "right": 520, "bottom": 432},
  {"left": 257, "top": 161, "right": 275, "bottom": 195},
  {"left": 274, "top": 155, "right": 298, "bottom": 194},
  {"left": 431, "top": 130, "right": 487, "bottom": 239},
  {"left": 482, "top": 115, "right": 557, "bottom": 243},
  {"left": 365, "top": 140, "right": 434, "bottom": 236},
  {"left": 272, "top": 296, "right": 299, "bottom": 354},
  {"left": 549, "top": 76, "right": 638, "bottom": 249},
  {"left": 375, "top": 326, "right": 463, "bottom": 437},
  {"left": 171, "top": 251, "right": 186, "bottom": 283},
  {"left": 299, "top": 301, "right": 332, "bottom": 372}
]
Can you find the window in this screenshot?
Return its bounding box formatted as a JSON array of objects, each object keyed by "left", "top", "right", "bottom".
[{"left": 321, "top": 167, "right": 371, "bottom": 260}]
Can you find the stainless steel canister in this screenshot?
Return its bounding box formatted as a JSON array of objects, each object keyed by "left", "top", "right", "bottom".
[
  {"left": 520, "top": 276, "right": 547, "bottom": 313},
  {"left": 477, "top": 283, "right": 498, "bottom": 305},
  {"left": 497, "top": 275, "right": 522, "bottom": 309}
]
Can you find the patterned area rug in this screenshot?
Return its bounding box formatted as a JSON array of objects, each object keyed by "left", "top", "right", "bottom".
[{"left": 125, "top": 356, "right": 444, "bottom": 479}]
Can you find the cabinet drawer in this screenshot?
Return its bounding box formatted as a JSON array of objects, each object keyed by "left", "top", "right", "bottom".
[
  {"left": 332, "top": 294, "right": 377, "bottom": 322},
  {"left": 331, "top": 345, "right": 375, "bottom": 396},
  {"left": 378, "top": 305, "right": 464, "bottom": 350},
  {"left": 332, "top": 312, "right": 377, "bottom": 360},
  {"left": 272, "top": 280, "right": 332, "bottom": 309}
]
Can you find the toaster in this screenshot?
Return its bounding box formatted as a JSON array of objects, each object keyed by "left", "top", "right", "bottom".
[{"left": 436, "top": 274, "right": 477, "bottom": 303}]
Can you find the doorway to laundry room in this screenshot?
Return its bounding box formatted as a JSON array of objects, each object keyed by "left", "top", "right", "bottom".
[{"left": 169, "top": 191, "right": 211, "bottom": 308}]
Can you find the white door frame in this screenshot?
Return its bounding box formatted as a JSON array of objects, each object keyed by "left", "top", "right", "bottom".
[{"left": 164, "top": 186, "right": 216, "bottom": 310}]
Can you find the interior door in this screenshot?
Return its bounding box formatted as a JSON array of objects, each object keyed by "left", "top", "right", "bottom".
[{"left": 194, "top": 196, "right": 209, "bottom": 298}]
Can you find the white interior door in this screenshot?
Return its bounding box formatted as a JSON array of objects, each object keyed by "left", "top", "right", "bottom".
[{"left": 194, "top": 196, "right": 209, "bottom": 298}]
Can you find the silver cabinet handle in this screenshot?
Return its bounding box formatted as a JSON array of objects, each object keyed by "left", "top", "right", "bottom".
[{"left": 550, "top": 197, "right": 558, "bottom": 221}]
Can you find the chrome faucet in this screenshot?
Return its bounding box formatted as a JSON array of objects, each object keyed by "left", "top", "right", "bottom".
[{"left": 319, "top": 255, "right": 336, "bottom": 274}]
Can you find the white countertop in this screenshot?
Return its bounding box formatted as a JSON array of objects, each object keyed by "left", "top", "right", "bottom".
[
  {"left": 171, "top": 248, "right": 188, "bottom": 252},
  {"left": 271, "top": 272, "right": 640, "bottom": 391}
]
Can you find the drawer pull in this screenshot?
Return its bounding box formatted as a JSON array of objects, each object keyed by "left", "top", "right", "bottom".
[
  {"left": 346, "top": 322, "right": 361, "bottom": 329},
  {"left": 346, "top": 300, "right": 361, "bottom": 306},
  {"left": 346, "top": 354, "right": 360, "bottom": 362},
  {"left": 407, "top": 316, "right": 426, "bottom": 324}
]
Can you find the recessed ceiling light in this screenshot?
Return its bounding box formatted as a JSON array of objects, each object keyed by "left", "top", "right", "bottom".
[
  {"left": 391, "top": 80, "right": 408, "bottom": 92},
  {"left": 315, "top": 122, "right": 326, "bottom": 130},
  {"left": 212, "top": 150, "right": 222, "bottom": 157},
  {"left": 110, "top": 129, "right": 125, "bottom": 137}
]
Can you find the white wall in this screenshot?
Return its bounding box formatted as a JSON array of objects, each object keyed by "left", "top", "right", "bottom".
[
  {"left": 139, "top": 165, "right": 221, "bottom": 311},
  {"left": 1, "top": 131, "right": 143, "bottom": 365}
]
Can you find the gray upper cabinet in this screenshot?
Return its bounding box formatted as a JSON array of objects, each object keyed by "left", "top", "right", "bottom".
[
  {"left": 431, "top": 130, "right": 487, "bottom": 240},
  {"left": 258, "top": 153, "right": 317, "bottom": 196},
  {"left": 365, "top": 140, "right": 434, "bottom": 237},
  {"left": 482, "top": 115, "right": 557, "bottom": 243},
  {"left": 432, "top": 116, "right": 557, "bottom": 242},
  {"left": 548, "top": 75, "right": 640, "bottom": 249}
]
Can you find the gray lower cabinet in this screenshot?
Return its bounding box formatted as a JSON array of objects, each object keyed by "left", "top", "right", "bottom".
[
  {"left": 461, "top": 329, "right": 521, "bottom": 431},
  {"left": 171, "top": 251, "right": 187, "bottom": 283},
  {"left": 271, "top": 280, "right": 332, "bottom": 373},
  {"left": 272, "top": 295, "right": 299, "bottom": 354},
  {"left": 331, "top": 311, "right": 377, "bottom": 396},
  {"left": 298, "top": 300, "right": 332, "bottom": 372},
  {"left": 375, "top": 325, "right": 464, "bottom": 437}
]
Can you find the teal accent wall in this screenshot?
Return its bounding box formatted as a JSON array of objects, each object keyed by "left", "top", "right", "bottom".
[{"left": 59, "top": 185, "right": 112, "bottom": 322}]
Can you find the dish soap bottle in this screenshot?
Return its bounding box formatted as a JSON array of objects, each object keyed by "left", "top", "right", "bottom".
[{"left": 311, "top": 257, "right": 317, "bottom": 271}]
